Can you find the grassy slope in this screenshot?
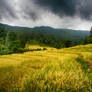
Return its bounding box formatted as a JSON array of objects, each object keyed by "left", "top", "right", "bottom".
[{"left": 0, "top": 44, "right": 92, "bottom": 92}]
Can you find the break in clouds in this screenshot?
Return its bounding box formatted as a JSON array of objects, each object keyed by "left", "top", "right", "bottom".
[{"left": 0, "top": 0, "right": 92, "bottom": 30}]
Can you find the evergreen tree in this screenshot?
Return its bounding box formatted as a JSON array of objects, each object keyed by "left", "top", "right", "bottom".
[
  {"left": 0, "top": 27, "right": 7, "bottom": 51},
  {"left": 6, "top": 32, "right": 20, "bottom": 52},
  {"left": 0, "top": 27, "right": 6, "bottom": 39}
]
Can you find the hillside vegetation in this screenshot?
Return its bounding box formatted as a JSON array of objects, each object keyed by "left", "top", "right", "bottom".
[
  {"left": 0, "top": 44, "right": 92, "bottom": 92},
  {"left": 0, "top": 23, "right": 91, "bottom": 55},
  {"left": 0, "top": 23, "right": 90, "bottom": 40}
]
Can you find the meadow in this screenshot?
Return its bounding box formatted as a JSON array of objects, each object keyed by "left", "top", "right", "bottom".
[{"left": 0, "top": 44, "right": 92, "bottom": 92}]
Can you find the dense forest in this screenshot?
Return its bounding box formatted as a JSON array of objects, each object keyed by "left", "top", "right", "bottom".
[{"left": 0, "top": 24, "right": 92, "bottom": 55}]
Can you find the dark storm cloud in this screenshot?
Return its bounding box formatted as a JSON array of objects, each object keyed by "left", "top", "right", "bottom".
[
  {"left": 33, "top": 0, "right": 92, "bottom": 20},
  {"left": 0, "top": 0, "right": 91, "bottom": 30},
  {"left": 0, "top": 0, "right": 17, "bottom": 21},
  {"left": 34, "top": 0, "right": 78, "bottom": 17},
  {"left": 0, "top": 0, "right": 92, "bottom": 21},
  {"left": 19, "top": 0, "right": 77, "bottom": 21},
  {"left": 19, "top": 0, "right": 78, "bottom": 20}
]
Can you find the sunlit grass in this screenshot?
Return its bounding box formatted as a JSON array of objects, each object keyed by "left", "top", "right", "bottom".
[{"left": 0, "top": 44, "right": 92, "bottom": 92}]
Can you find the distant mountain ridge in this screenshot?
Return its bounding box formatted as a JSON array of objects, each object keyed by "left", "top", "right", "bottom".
[{"left": 0, "top": 23, "right": 90, "bottom": 41}]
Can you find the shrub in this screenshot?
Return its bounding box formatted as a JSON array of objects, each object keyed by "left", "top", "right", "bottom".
[
  {"left": 30, "top": 48, "right": 42, "bottom": 52},
  {"left": 43, "top": 48, "right": 47, "bottom": 50},
  {"left": 35, "top": 48, "right": 42, "bottom": 51},
  {"left": 0, "top": 50, "right": 13, "bottom": 55},
  {"left": 16, "top": 48, "right": 25, "bottom": 53}
]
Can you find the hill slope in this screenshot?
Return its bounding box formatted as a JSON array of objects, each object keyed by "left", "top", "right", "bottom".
[
  {"left": 0, "top": 23, "right": 90, "bottom": 41},
  {"left": 0, "top": 44, "right": 92, "bottom": 91}
]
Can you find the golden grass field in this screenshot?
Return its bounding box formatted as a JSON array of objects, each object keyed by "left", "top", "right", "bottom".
[{"left": 0, "top": 44, "right": 92, "bottom": 92}]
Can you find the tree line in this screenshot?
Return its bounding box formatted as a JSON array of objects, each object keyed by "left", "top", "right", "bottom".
[{"left": 0, "top": 26, "right": 92, "bottom": 55}]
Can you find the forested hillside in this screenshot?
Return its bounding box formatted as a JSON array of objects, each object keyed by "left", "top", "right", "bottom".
[
  {"left": 0, "top": 23, "right": 91, "bottom": 55},
  {"left": 0, "top": 23, "right": 90, "bottom": 40}
]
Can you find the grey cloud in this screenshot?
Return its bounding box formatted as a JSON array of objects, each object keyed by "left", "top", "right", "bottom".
[
  {"left": 33, "top": 0, "right": 92, "bottom": 20},
  {"left": 18, "top": 0, "right": 41, "bottom": 21},
  {"left": 0, "top": 0, "right": 18, "bottom": 21},
  {"left": 79, "top": 0, "right": 92, "bottom": 20},
  {"left": 1, "top": 0, "right": 92, "bottom": 21},
  {"left": 0, "top": 0, "right": 91, "bottom": 30}
]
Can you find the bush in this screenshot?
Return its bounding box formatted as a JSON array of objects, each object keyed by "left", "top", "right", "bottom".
[
  {"left": 81, "top": 36, "right": 92, "bottom": 45},
  {"left": 16, "top": 48, "right": 25, "bottom": 53},
  {"left": 30, "top": 48, "right": 42, "bottom": 51},
  {"left": 8, "top": 40, "right": 22, "bottom": 52},
  {"left": 43, "top": 48, "right": 47, "bottom": 50},
  {"left": 35, "top": 48, "right": 42, "bottom": 51},
  {"left": 0, "top": 50, "right": 13, "bottom": 55}
]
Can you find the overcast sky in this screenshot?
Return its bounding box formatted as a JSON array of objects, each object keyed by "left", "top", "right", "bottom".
[{"left": 0, "top": 0, "right": 92, "bottom": 30}]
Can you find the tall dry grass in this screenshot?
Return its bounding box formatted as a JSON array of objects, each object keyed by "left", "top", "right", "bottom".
[{"left": 0, "top": 44, "right": 92, "bottom": 92}]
